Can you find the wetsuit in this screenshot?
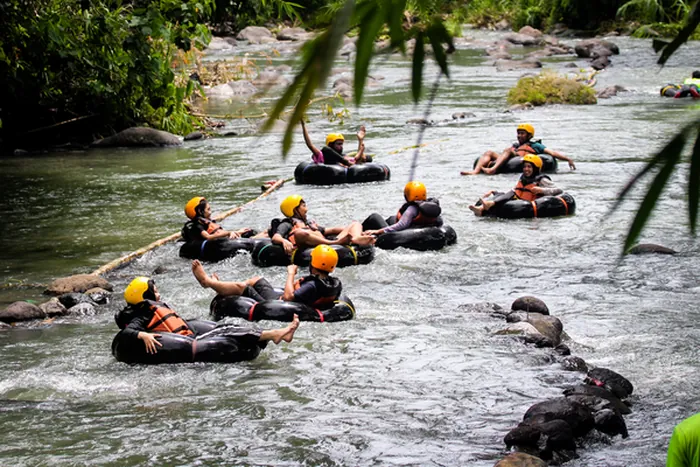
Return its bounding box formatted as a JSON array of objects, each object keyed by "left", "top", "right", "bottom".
[
  {"left": 667, "top": 412, "right": 700, "bottom": 467},
  {"left": 320, "top": 146, "right": 352, "bottom": 167},
  {"left": 244, "top": 275, "right": 342, "bottom": 310},
  {"left": 488, "top": 174, "right": 561, "bottom": 210},
  {"left": 384, "top": 200, "right": 443, "bottom": 233}
]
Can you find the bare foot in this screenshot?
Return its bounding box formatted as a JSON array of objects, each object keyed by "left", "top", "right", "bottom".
[
  {"left": 461, "top": 170, "right": 477, "bottom": 175},
  {"left": 268, "top": 314, "right": 300, "bottom": 344},
  {"left": 333, "top": 233, "right": 352, "bottom": 246},
  {"left": 482, "top": 200, "right": 495, "bottom": 210},
  {"left": 468, "top": 205, "right": 483, "bottom": 217},
  {"left": 192, "top": 260, "right": 212, "bottom": 287},
  {"left": 352, "top": 235, "right": 376, "bottom": 246},
  {"left": 482, "top": 167, "right": 495, "bottom": 175}
]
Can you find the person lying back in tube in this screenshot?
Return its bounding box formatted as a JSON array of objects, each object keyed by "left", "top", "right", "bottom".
[
  {"left": 468, "top": 154, "right": 563, "bottom": 216},
  {"left": 182, "top": 196, "right": 264, "bottom": 243},
  {"left": 300, "top": 118, "right": 370, "bottom": 166},
  {"left": 269, "top": 195, "right": 375, "bottom": 255},
  {"left": 192, "top": 245, "right": 342, "bottom": 310},
  {"left": 674, "top": 70, "right": 700, "bottom": 98},
  {"left": 120, "top": 277, "right": 299, "bottom": 354},
  {"left": 363, "top": 181, "right": 443, "bottom": 237},
  {"left": 462, "top": 123, "right": 575, "bottom": 175}
]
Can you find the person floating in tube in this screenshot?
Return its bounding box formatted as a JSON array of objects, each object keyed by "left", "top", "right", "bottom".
[
  {"left": 120, "top": 277, "right": 299, "bottom": 355},
  {"left": 468, "top": 154, "right": 562, "bottom": 217},
  {"left": 300, "top": 118, "right": 370, "bottom": 166},
  {"left": 362, "top": 181, "right": 443, "bottom": 237},
  {"left": 461, "top": 123, "right": 575, "bottom": 175},
  {"left": 192, "top": 245, "right": 342, "bottom": 310},
  {"left": 269, "top": 195, "right": 375, "bottom": 255},
  {"left": 182, "top": 196, "right": 265, "bottom": 243}
]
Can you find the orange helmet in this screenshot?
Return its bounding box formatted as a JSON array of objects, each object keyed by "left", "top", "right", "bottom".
[
  {"left": 185, "top": 196, "right": 206, "bottom": 219},
  {"left": 310, "top": 245, "right": 339, "bottom": 273},
  {"left": 404, "top": 181, "right": 427, "bottom": 202},
  {"left": 522, "top": 154, "right": 543, "bottom": 169}
]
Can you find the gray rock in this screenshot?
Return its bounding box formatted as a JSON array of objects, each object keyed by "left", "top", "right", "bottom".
[
  {"left": 457, "top": 302, "right": 505, "bottom": 315},
  {"left": 276, "top": 27, "right": 311, "bottom": 41},
  {"left": 339, "top": 41, "right": 356, "bottom": 57},
  {"left": 86, "top": 288, "right": 111, "bottom": 305},
  {"left": 591, "top": 55, "right": 611, "bottom": 70},
  {"left": 597, "top": 85, "right": 626, "bottom": 99},
  {"left": 586, "top": 367, "right": 634, "bottom": 399},
  {"left": 39, "top": 298, "right": 68, "bottom": 317},
  {"left": 494, "top": 19, "right": 511, "bottom": 31},
  {"left": 91, "top": 127, "right": 181, "bottom": 148},
  {"left": 494, "top": 452, "right": 547, "bottom": 467},
  {"left": 486, "top": 50, "right": 512, "bottom": 60},
  {"left": 504, "top": 33, "right": 543, "bottom": 47},
  {"left": 0, "top": 322, "right": 9, "bottom": 329},
  {"left": 206, "top": 37, "right": 236, "bottom": 52},
  {"left": 333, "top": 76, "right": 352, "bottom": 88},
  {"left": 405, "top": 118, "right": 433, "bottom": 126},
  {"left": 523, "top": 398, "right": 595, "bottom": 437},
  {"left": 575, "top": 39, "right": 619, "bottom": 58},
  {"left": 594, "top": 408, "right": 629, "bottom": 438},
  {"left": 0, "top": 301, "right": 46, "bottom": 323},
  {"left": 560, "top": 356, "right": 588, "bottom": 372},
  {"left": 204, "top": 81, "right": 258, "bottom": 99},
  {"left": 333, "top": 82, "right": 353, "bottom": 99},
  {"left": 628, "top": 243, "right": 677, "bottom": 254},
  {"left": 564, "top": 62, "right": 579, "bottom": 68},
  {"left": 452, "top": 112, "right": 476, "bottom": 120},
  {"left": 58, "top": 293, "right": 94, "bottom": 309},
  {"left": 236, "top": 26, "right": 275, "bottom": 44},
  {"left": 45, "top": 274, "right": 113, "bottom": 295},
  {"left": 519, "top": 26, "right": 543, "bottom": 38},
  {"left": 184, "top": 131, "right": 204, "bottom": 141},
  {"left": 253, "top": 71, "right": 289, "bottom": 88},
  {"left": 507, "top": 103, "right": 535, "bottom": 112},
  {"left": 511, "top": 296, "right": 549, "bottom": 315},
  {"left": 495, "top": 59, "right": 542, "bottom": 71},
  {"left": 507, "top": 313, "right": 563, "bottom": 347},
  {"left": 67, "top": 303, "right": 97, "bottom": 316}
]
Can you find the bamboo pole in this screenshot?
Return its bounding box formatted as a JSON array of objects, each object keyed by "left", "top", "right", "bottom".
[{"left": 90, "top": 178, "right": 289, "bottom": 276}]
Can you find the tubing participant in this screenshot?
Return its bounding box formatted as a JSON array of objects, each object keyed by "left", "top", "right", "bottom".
[
  {"left": 182, "top": 197, "right": 263, "bottom": 243},
  {"left": 300, "top": 118, "right": 369, "bottom": 166},
  {"left": 270, "top": 195, "right": 375, "bottom": 254},
  {"left": 192, "top": 245, "right": 342, "bottom": 310},
  {"left": 120, "top": 277, "right": 299, "bottom": 355},
  {"left": 362, "top": 181, "right": 443, "bottom": 236},
  {"left": 461, "top": 124, "right": 576, "bottom": 175},
  {"left": 674, "top": 70, "right": 700, "bottom": 98},
  {"left": 667, "top": 412, "right": 700, "bottom": 467},
  {"left": 468, "top": 154, "right": 562, "bottom": 216}
]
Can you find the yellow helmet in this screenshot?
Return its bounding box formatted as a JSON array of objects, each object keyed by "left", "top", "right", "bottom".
[
  {"left": 310, "top": 245, "right": 339, "bottom": 273},
  {"left": 185, "top": 196, "right": 206, "bottom": 219},
  {"left": 517, "top": 123, "right": 535, "bottom": 136},
  {"left": 522, "top": 154, "right": 543, "bottom": 169},
  {"left": 325, "top": 133, "right": 345, "bottom": 146},
  {"left": 124, "top": 277, "right": 154, "bottom": 305},
  {"left": 280, "top": 194, "right": 304, "bottom": 218},
  {"left": 404, "top": 181, "right": 427, "bottom": 202}
]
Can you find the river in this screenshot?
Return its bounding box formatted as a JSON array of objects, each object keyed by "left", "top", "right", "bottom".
[{"left": 0, "top": 28, "right": 698, "bottom": 466}]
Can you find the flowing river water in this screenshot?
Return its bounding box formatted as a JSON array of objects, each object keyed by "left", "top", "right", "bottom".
[{"left": 1, "top": 28, "right": 699, "bottom": 466}]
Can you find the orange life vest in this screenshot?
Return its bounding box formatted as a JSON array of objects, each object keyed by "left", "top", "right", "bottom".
[
  {"left": 514, "top": 175, "right": 549, "bottom": 202},
  {"left": 396, "top": 201, "right": 441, "bottom": 226},
  {"left": 514, "top": 143, "right": 537, "bottom": 157},
  {"left": 293, "top": 275, "right": 341, "bottom": 308},
  {"left": 146, "top": 304, "right": 193, "bottom": 336},
  {"left": 200, "top": 218, "right": 222, "bottom": 234}
]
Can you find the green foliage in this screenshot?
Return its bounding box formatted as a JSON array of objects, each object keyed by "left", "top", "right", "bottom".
[
  {"left": 507, "top": 71, "right": 597, "bottom": 106},
  {"left": 617, "top": 0, "right": 690, "bottom": 23},
  {"left": 0, "top": 0, "right": 213, "bottom": 148}
]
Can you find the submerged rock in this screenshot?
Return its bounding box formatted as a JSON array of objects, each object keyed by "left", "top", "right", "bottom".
[
  {"left": 68, "top": 302, "right": 97, "bottom": 316},
  {"left": 184, "top": 131, "right": 204, "bottom": 141},
  {"left": 628, "top": 243, "right": 677, "bottom": 255},
  {"left": 39, "top": 298, "right": 68, "bottom": 317},
  {"left": 511, "top": 296, "right": 549, "bottom": 315},
  {"left": 91, "top": 127, "right": 181, "bottom": 148},
  {"left": 575, "top": 39, "right": 619, "bottom": 58},
  {"left": 45, "top": 274, "right": 113, "bottom": 295},
  {"left": 597, "top": 85, "right": 626, "bottom": 99},
  {"left": 586, "top": 367, "right": 634, "bottom": 399},
  {"left": 523, "top": 398, "right": 595, "bottom": 437},
  {"left": 276, "top": 27, "right": 311, "bottom": 42},
  {"left": 0, "top": 301, "right": 45, "bottom": 323},
  {"left": 494, "top": 452, "right": 547, "bottom": 467}
]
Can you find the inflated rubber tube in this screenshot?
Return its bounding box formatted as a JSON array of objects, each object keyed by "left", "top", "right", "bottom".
[
  {"left": 252, "top": 239, "right": 375, "bottom": 268},
  {"left": 482, "top": 193, "right": 576, "bottom": 219},
  {"left": 179, "top": 238, "right": 261, "bottom": 262},
  {"left": 472, "top": 154, "right": 558, "bottom": 174},
  {"left": 294, "top": 161, "right": 391, "bottom": 185},
  {"left": 361, "top": 213, "right": 457, "bottom": 251},
  {"left": 210, "top": 294, "right": 355, "bottom": 322},
  {"left": 660, "top": 84, "right": 681, "bottom": 97},
  {"left": 111, "top": 319, "right": 263, "bottom": 364}
]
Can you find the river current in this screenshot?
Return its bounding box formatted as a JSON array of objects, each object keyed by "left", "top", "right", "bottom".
[{"left": 0, "top": 29, "right": 699, "bottom": 466}]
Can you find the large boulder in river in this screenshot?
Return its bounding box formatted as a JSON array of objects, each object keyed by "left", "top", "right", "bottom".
[
  {"left": 511, "top": 296, "right": 549, "bottom": 315},
  {"left": 523, "top": 398, "right": 595, "bottom": 437},
  {"left": 204, "top": 81, "right": 258, "bottom": 99},
  {"left": 494, "top": 452, "right": 547, "bottom": 467},
  {"left": 276, "top": 27, "right": 312, "bottom": 41},
  {"left": 507, "top": 313, "right": 563, "bottom": 347},
  {"left": 518, "top": 26, "right": 543, "bottom": 38},
  {"left": 236, "top": 26, "right": 275, "bottom": 44},
  {"left": 39, "top": 298, "right": 69, "bottom": 317},
  {"left": 504, "top": 33, "right": 543, "bottom": 46},
  {"left": 45, "top": 274, "right": 113, "bottom": 295},
  {"left": 0, "top": 301, "right": 45, "bottom": 323},
  {"left": 628, "top": 243, "right": 677, "bottom": 254},
  {"left": 91, "top": 127, "right": 182, "bottom": 148},
  {"left": 574, "top": 39, "right": 619, "bottom": 58},
  {"left": 495, "top": 59, "right": 542, "bottom": 71},
  {"left": 504, "top": 419, "right": 576, "bottom": 461},
  {"left": 586, "top": 367, "right": 634, "bottom": 399}
]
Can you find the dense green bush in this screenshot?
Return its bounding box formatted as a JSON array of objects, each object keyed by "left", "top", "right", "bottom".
[
  {"left": 0, "top": 0, "right": 213, "bottom": 150},
  {"left": 507, "top": 71, "right": 597, "bottom": 106}
]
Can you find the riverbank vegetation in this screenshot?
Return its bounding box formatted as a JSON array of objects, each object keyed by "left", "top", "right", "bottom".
[{"left": 506, "top": 71, "right": 597, "bottom": 106}]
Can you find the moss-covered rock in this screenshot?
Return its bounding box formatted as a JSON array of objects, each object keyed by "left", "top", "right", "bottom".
[{"left": 507, "top": 71, "right": 597, "bottom": 106}]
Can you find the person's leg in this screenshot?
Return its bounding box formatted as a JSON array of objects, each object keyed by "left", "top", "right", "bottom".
[
  {"left": 192, "top": 260, "right": 250, "bottom": 296},
  {"left": 250, "top": 277, "right": 283, "bottom": 301},
  {"left": 259, "top": 314, "right": 300, "bottom": 344},
  {"left": 462, "top": 151, "right": 498, "bottom": 175},
  {"left": 293, "top": 229, "right": 340, "bottom": 249},
  {"left": 346, "top": 221, "right": 376, "bottom": 245},
  {"left": 483, "top": 149, "right": 513, "bottom": 174}
]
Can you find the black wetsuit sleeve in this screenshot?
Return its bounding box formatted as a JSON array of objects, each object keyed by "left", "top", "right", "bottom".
[
  {"left": 122, "top": 314, "right": 151, "bottom": 339},
  {"left": 322, "top": 147, "right": 350, "bottom": 166},
  {"left": 293, "top": 281, "right": 318, "bottom": 306},
  {"left": 274, "top": 221, "right": 293, "bottom": 239}
]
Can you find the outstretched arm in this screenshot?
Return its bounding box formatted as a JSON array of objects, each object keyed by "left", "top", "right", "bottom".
[
  {"left": 301, "top": 119, "right": 320, "bottom": 154},
  {"left": 544, "top": 148, "right": 575, "bottom": 170}
]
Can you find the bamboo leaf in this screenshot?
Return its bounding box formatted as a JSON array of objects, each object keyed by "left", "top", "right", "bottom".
[
  {"left": 354, "top": 4, "right": 383, "bottom": 105},
  {"left": 412, "top": 31, "right": 424, "bottom": 103},
  {"left": 610, "top": 131, "right": 687, "bottom": 215},
  {"left": 387, "top": 0, "right": 406, "bottom": 49},
  {"left": 623, "top": 147, "right": 682, "bottom": 254},
  {"left": 427, "top": 23, "right": 449, "bottom": 78},
  {"left": 688, "top": 125, "right": 700, "bottom": 234},
  {"left": 652, "top": 38, "right": 669, "bottom": 53}
]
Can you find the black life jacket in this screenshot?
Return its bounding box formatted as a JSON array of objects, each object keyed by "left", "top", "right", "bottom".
[
  {"left": 182, "top": 217, "right": 222, "bottom": 242},
  {"left": 396, "top": 199, "right": 442, "bottom": 226},
  {"left": 268, "top": 217, "right": 309, "bottom": 247},
  {"left": 293, "top": 275, "right": 342, "bottom": 309}
]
